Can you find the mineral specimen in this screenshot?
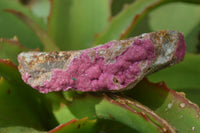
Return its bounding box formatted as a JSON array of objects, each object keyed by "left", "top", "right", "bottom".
[{"left": 18, "top": 30, "right": 186, "bottom": 93}]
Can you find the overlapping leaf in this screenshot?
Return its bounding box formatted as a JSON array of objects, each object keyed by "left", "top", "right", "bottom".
[
  {"left": 47, "top": 0, "right": 110, "bottom": 50},
  {"left": 0, "top": 0, "right": 45, "bottom": 49},
  {"left": 95, "top": 0, "right": 164, "bottom": 45},
  {"left": 0, "top": 78, "right": 44, "bottom": 130},
  {"left": 49, "top": 117, "right": 96, "bottom": 133},
  {"left": 0, "top": 60, "right": 58, "bottom": 131},
  {"left": 95, "top": 0, "right": 200, "bottom": 45},
  {"left": 126, "top": 79, "right": 200, "bottom": 132},
  {"left": 49, "top": 117, "right": 139, "bottom": 133},
  {"left": 47, "top": 92, "right": 177, "bottom": 132},
  {"left": 6, "top": 10, "right": 59, "bottom": 51}
]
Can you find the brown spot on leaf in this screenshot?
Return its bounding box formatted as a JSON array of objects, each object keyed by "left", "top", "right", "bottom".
[
  {"left": 60, "top": 103, "right": 66, "bottom": 108},
  {"left": 7, "top": 89, "right": 11, "bottom": 95},
  {"left": 20, "top": 0, "right": 31, "bottom": 5},
  {"left": 109, "top": 114, "right": 115, "bottom": 119},
  {"left": 77, "top": 124, "right": 80, "bottom": 128}
]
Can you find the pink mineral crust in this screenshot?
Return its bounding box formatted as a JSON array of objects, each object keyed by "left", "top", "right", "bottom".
[
  {"left": 22, "top": 72, "right": 30, "bottom": 83},
  {"left": 175, "top": 33, "right": 187, "bottom": 62},
  {"left": 18, "top": 30, "right": 186, "bottom": 93},
  {"left": 41, "top": 39, "right": 155, "bottom": 93}
]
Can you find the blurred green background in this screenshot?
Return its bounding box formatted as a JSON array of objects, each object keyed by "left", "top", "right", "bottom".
[
  {"left": 0, "top": 0, "right": 200, "bottom": 132},
  {"left": 0, "top": 0, "right": 199, "bottom": 51}
]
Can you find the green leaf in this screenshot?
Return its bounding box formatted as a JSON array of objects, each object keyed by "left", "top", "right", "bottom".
[
  {"left": 49, "top": 117, "right": 96, "bottom": 133},
  {"left": 148, "top": 54, "right": 200, "bottom": 90},
  {"left": 44, "top": 92, "right": 76, "bottom": 124},
  {"left": 49, "top": 117, "right": 137, "bottom": 133},
  {"left": 0, "top": 77, "right": 44, "bottom": 130},
  {"left": 94, "top": 0, "right": 166, "bottom": 45},
  {"left": 0, "top": 38, "right": 30, "bottom": 65},
  {"left": 148, "top": 2, "right": 200, "bottom": 53},
  {"left": 126, "top": 79, "right": 200, "bottom": 133},
  {"left": 0, "top": 0, "right": 45, "bottom": 49},
  {"left": 46, "top": 90, "right": 176, "bottom": 132},
  {"left": 47, "top": 0, "right": 110, "bottom": 50},
  {"left": 6, "top": 10, "right": 59, "bottom": 51},
  {"left": 66, "top": 93, "right": 176, "bottom": 132},
  {"left": 0, "top": 59, "right": 58, "bottom": 130},
  {"left": 0, "top": 126, "right": 46, "bottom": 133},
  {"left": 95, "top": 0, "right": 200, "bottom": 45},
  {"left": 97, "top": 95, "right": 176, "bottom": 132}
]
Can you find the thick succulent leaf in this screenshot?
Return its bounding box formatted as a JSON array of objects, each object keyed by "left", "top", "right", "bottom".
[
  {"left": 49, "top": 117, "right": 137, "bottom": 133},
  {"left": 47, "top": 0, "right": 110, "bottom": 50},
  {"left": 126, "top": 79, "right": 200, "bottom": 133},
  {"left": 0, "top": 77, "right": 44, "bottom": 130},
  {"left": 0, "top": 59, "right": 58, "bottom": 130},
  {"left": 148, "top": 2, "right": 200, "bottom": 52},
  {"left": 0, "top": 0, "right": 45, "bottom": 49},
  {"left": 96, "top": 94, "right": 176, "bottom": 132},
  {"left": 6, "top": 10, "right": 59, "bottom": 51},
  {"left": 148, "top": 54, "right": 200, "bottom": 90},
  {"left": 95, "top": 0, "right": 200, "bottom": 45},
  {"left": 49, "top": 117, "right": 96, "bottom": 133},
  {"left": 0, "top": 126, "right": 46, "bottom": 133},
  {"left": 54, "top": 93, "right": 176, "bottom": 132},
  {"left": 0, "top": 38, "right": 30, "bottom": 65},
  {"left": 44, "top": 92, "right": 76, "bottom": 124}
]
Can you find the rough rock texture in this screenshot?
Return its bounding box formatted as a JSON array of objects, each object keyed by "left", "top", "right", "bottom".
[{"left": 18, "top": 30, "right": 186, "bottom": 93}]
